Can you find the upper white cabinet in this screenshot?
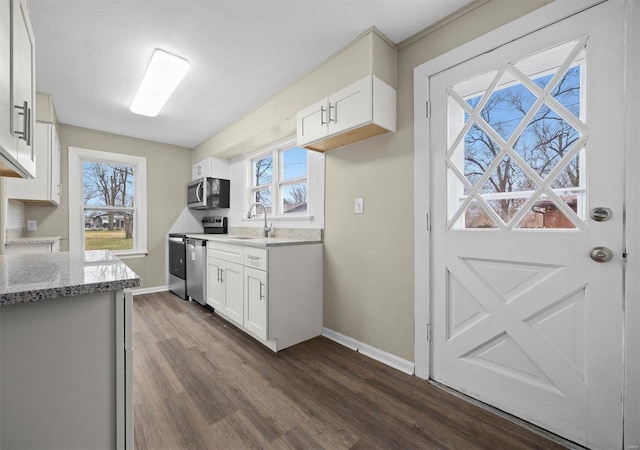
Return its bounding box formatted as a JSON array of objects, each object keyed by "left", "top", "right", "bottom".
[
  {"left": 296, "top": 75, "right": 396, "bottom": 152},
  {"left": 0, "top": 0, "right": 35, "bottom": 178},
  {"left": 192, "top": 156, "right": 230, "bottom": 180},
  {"left": 6, "top": 122, "right": 61, "bottom": 205}
]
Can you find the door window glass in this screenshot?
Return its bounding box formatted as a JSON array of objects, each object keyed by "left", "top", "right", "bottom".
[{"left": 447, "top": 38, "right": 587, "bottom": 230}]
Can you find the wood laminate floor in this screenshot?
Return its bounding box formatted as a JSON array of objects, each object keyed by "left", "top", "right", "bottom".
[{"left": 133, "top": 291, "right": 567, "bottom": 449}]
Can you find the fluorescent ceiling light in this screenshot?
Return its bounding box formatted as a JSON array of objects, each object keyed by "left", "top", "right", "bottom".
[{"left": 130, "top": 49, "right": 190, "bottom": 117}]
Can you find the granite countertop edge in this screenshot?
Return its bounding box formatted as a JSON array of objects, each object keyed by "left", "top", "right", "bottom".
[
  {"left": 6, "top": 236, "right": 62, "bottom": 244},
  {"left": 0, "top": 250, "right": 141, "bottom": 306},
  {"left": 186, "top": 234, "right": 322, "bottom": 248},
  {"left": 0, "top": 279, "right": 141, "bottom": 306}
]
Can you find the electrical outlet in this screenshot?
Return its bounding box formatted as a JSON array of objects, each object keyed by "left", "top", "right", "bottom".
[
  {"left": 27, "top": 220, "right": 37, "bottom": 231},
  {"left": 355, "top": 198, "right": 364, "bottom": 214}
]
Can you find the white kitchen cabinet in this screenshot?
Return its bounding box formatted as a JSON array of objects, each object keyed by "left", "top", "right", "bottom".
[
  {"left": 207, "top": 242, "right": 244, "bottom": 327},
  {"left": 206, "top": 257, "right": 223, "bottom": 310},
  {"left": 244, "top": 266, "right": 268, "bottom": 340},
  {"left": 206, "top": 240, "right": 322, "bottom": 352},
  {"left": 0, "top": 0, "right": 35, "bottom": 179},
  {"left": 6, "top": 122, "right": 61, "bottom": 204},
  {"left": 296, "top": 75, "right": 396, "bottom": 152},
  {"left": 192, "top": 156, "right": 230, "bottom": 180}
]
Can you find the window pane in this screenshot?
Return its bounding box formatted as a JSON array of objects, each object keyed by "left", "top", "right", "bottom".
[
  {"left": 84, "top": 209, "right": 134, "bottom": 251},
  {"left": 281, "top": 183, "right": 307, "bottom": 214},
  {"left": 83, "top": 161, "right": 135, "bottom": 207},
  {"left": 281, "top": 147, "right": 307, "bottom": 181},
  {"left": 253, "top": 156, "right": 272, "bottom": 187},
  {"left": 253, "top": 188, "right": 272, "bottom": 214},
  {"left": 448, "top": 39, "right": 585, "bottom": 230}
]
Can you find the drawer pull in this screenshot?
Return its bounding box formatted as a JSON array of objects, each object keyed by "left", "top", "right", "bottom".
[{"left": 247, "top": 255, "right": 262, "bottom": 261}]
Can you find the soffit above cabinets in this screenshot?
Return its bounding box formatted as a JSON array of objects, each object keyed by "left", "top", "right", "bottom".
[{"left": 28, "top": 0, "right": 474, "bottom": 149}]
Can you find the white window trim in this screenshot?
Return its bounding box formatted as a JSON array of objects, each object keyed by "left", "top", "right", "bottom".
[
  {"left": 68, "top": 146, "right": 148, "bottom": 256},
  {"left": 243, "top": 135, "right": 324, "bottom": 227}
]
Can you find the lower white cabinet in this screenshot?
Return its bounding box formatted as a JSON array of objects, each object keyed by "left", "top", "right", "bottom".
[
  {"left": 207, "top": 242, "right": 244, "bottom": 327},
  {"left": 207, "top": 241, "right": 322, "bottom": 352},
  {"left": 244, "top": 266, "right": 268, "bottom": 340},
  {"left": 207, "top": 258, "right": 243, "bottom": 326}
]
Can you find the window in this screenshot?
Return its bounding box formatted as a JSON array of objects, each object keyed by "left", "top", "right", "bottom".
[
  {"left": 69, "top": 147, "right": 147, "bottom": 256},
  {"left": 246, "top": 137, "right": 324, "bottom": 224}
]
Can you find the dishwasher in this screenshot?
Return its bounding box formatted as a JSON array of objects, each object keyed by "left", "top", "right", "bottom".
[{"left": 186, "top": 238, "right": 207, "bottom": 305}]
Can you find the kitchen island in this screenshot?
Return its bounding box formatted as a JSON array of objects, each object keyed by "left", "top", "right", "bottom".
[{"left": 0, "top": 250, "right": 139, "bottom": 450}]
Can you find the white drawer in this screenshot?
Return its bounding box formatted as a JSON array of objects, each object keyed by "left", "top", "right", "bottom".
[
  {"left": 207, "top": 242, "right": 243, "bottom": 265},
  {"left": 244, "top": 247, "right": 268, "bottom": 271}
]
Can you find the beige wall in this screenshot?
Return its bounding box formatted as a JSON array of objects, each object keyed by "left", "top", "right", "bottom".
[
  {"left": 193, "top": 28, "right": 397, "bottom": 160},
  {"left": 25, "top": 125, "right": 192, "bottom": 288},
  {"left": 323, "top": 0, "right": 551, "bottom": 361}
]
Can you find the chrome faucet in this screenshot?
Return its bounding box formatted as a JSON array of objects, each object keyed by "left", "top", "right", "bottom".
[{"left": 247, "top": 202, "right": 272, "bottom": 238}]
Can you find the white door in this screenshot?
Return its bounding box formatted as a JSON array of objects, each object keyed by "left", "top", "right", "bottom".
[
  {"left": 207, "top": 257, "right": 223, "bottom": 309},
  {"left": 430, "top": 2, "right": 626, "bottom": 449},
  {"left": 244, "top": 267, "right": 268, "bottom": 340},
  {"left": 222, "top": 261, "right": 244, "bottom": 327},
  {"left": 328, "top": 76, "right": 372, "bottom": 135},
  {"left": 296, "top": 98, "right": 328, "bottom": 146}
]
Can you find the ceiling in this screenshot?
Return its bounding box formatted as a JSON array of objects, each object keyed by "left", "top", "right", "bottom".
[{"left": 30, "top": 0, "right": 474, "bottom": 149}]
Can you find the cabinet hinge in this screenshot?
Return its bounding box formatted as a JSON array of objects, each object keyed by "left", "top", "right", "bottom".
[
  {"left": 426, "top": 100, "right": 431, "bottom": 119},
  {"left": 426, "top": 212, "right": 431, "bottom": 231},
  {"left": 427, "top": 323, "right": 432, "bottom": 342}
]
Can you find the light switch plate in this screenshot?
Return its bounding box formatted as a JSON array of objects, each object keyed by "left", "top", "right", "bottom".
[
  {"left": 355, "top": 198, "right": 364, "bottom": 214},
  {"left": 27, "top": 220, "right": 37, "bottom": 231}
]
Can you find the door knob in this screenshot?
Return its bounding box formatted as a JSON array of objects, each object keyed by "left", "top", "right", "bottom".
[{"left": 590, "top": 247, "right": 613, "bottom": 263}]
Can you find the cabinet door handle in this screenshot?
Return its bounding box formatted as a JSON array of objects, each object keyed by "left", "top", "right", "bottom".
[
  {"left": 218, "top": 268, "right": 223, "bottom": 283},
  {"left": 26, "top": 104, "right": 31, "bottom": 146},
  {"left": 329, "top": 103, "right": 335, "bottom": 123},
  {"left": 320, "top": 105, "right": 326, "bottom": 126},
  {"left": 259, "top": 282, "right": 264, "bottom": 300},
  {"left": 14, "top": 101, "right": 30, "bottom": 144}
]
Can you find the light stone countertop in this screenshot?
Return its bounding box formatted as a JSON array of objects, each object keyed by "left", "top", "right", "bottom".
[
  {"left": 0, "top": 250, "right": 140, "bottom": 306},
  {"left": 185, "top": 234, "right": 322, "bottom": 248},
  {"left": 6, "top": 236, "right": 61, "bottom": 244}
]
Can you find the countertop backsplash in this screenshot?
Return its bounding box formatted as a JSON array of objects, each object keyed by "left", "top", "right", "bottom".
[
  {"left": 6, "top": 200, "right": 26, "bottom": 241},
  {"left": 228, "top": 227, "right": 322, "bottom": 241}
]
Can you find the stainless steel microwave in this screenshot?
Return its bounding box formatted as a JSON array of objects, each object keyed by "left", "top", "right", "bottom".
[{"left": 187, "top": 177, "right": 230, "bottom": 210}]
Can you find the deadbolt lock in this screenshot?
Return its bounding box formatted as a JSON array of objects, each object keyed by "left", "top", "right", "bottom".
[{"left": 590, "top": 207, "right": 612, "bottom": 222}]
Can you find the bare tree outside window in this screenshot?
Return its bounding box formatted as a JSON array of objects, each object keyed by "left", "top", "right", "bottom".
[
  {"left": 83, "top": 161, "right": 135, "bottom": 250},
  {"left": 460, "top": 66, "right": 581, "bottom": 228}
]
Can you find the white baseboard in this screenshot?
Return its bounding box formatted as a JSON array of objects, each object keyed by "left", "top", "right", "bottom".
[
  {"left": 131, "top": 285, "right": 168, "bottom": 296},
  {"left": 321, "top": 327, "right": 415, "bottom": 375}
]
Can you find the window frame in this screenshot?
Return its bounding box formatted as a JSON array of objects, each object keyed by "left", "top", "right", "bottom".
[
  {"left": 68, "top": 147, "right": 148, "bottom": 257},
  {"left": 245, "top": 136, "right": 323, "bottom": 225}
]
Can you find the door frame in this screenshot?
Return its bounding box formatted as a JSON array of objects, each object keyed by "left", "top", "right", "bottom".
[{"left": 413, "top": 0, "right": 640, "bottom": 447}]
